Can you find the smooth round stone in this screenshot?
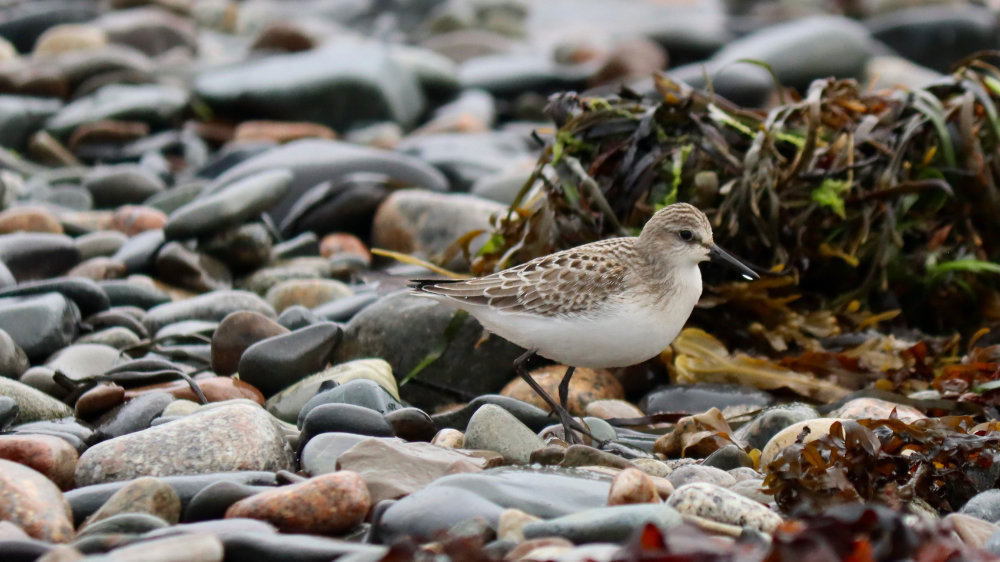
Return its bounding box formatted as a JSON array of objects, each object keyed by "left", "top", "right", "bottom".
[
  {"left": 961, "top": 489, "right": 1000, "bottom": 523},
  {"left": 153, "top": 242, "right": 232, "bottom": 293},
  {"left": 45, "top": 84, "right": 189, "bottom": 138},
  {"left": 237, "top": 322, "right": 343, "bottom": 397},
  {"left": 0, "top": 277, "right": 109, "bottom": 317},
  {"left": 384, "top": 408, "right": 436, "bottom": 442},
  {"left": 76, "top": 326, "right": 141, "bottom": 349},
  {"left": 204, "top": 139, "right": 447, "bottom": 227},
  {"left": 210, "top": 311, "right": 288, "bottom": 377},
  {"left": 107, "top": 205, "right": 168, "bottom": 237},
  {"left": 733, "top": 403, "right": 819, "bottom": 452},
  {"left": 431, "top": 428, "right": 464, "bottom": 449},
  {"left": 75, "top": 231, "right": 128, "bottom": 260},
  {"left": 0, "top": 377, "right": 73, "bottom": 423},
  {"left": 75, "top": 383, "right": 125, "bottom": 417},
  {"left": 66, "top": 472, "right": 280, "bottom": 526},
  {"left": 225, "top": 471, "right": 371, "bottom": 535},
  {"left": 99, "top": 279, "right": 170, "bottom": 309},
  {"left": 0, "top": 459, "right": 74, "bottom": 542},
  {"left": 332, "top": 292, "right": 524, "bottom": 411},
  {"left": 93, "top": 391, "right": 173, "bottom": 440},
  {"left": 374, "top": 467, "right": 613, "bottom": 543},
  {"left": 371, "top": 190, "right": 507, "bottom": 270},
  {"left": 95, "top": 6, "right": 197, "bottom": 56},
  {"left": 759, "top": 418, "right": 849, "bottom": 468},
  {"left": 194, "top": 43, "right": 424, "bottom": 131},
  {"left": 0, "top": 395, "right": 17, "bottom": 430},
  {"left": 639, "top": 383, "right": 774, "bottom": 418},
  {"left": 502, "top": 365, "right": 623, "bottom": 417},
  {"left": 0, "top": 232, "right": 80, "bottom": 281},
  {"left": 607, "top": 467, "right": 660, "bottom": 506},
  {"left": 86, "top": 532, "right": 223, "bottom": 561},
  {"left": 241, "top": 258, "right": 337, "bottom": 296},
  {"left": 143, "top": 290, "right": 275, "bottom": 335},
  {"left": 0, "top": 328, "right": 29, "bottom": 378},
  {"left": 34, "top": 23, "right": 107, "bottom": 55},
  {"left": 183, "top": 481, "right": 269, "bottom": 523},
  {"left": 667, "top": 482, "right": 782, "bottom": 533},
  {"left": 80, "top": 476, "right": 180, "bottom": 530},
  {"left": 311, "top": 291, "right": 379, "bottom": 323},
  {"left": 0, "top": 95, "right": 63, "bottom": 151},
  {"left": 264, "top": 278, "right": 352, "bottom": 313},
  {"left": 300, "top": 403, "right": 395, "bottom": 446},
  {"left": 65, "top": 256, "right": 125, "bottom": 281},
  {"left": 667, "top": 465, "right": 736, "bottom": 489},
  {"left": 299, "top": 432, "right": 371, "bottom": 476},
  {"left": 82, "top": 165, "right": 165, "bottom": 208},
  {"left": 711, "top": 16, "right": 878, "bottom": 91},
  {"left": 84, "top": 308, "right": 148, "bottom": 340},
  {"left": 275, "top": 305, "right": 320, "bottom": 330},
  {"left": 164, "top": 169, "right": 292, "bottom": 241},
  {"left": 0, "top": 206, "right": 63, "bottom": 234},
  {"left": 827, "top": 397, "right": 926, "bottom": 422},
  {"left": 200, "top": 223, "right": 272, "bottom": 272},
  {"left": 0, "top": 434, "right": 78, "bottom": 490},
  {"left": 76, "top": 511, "right": 169, "bottom": 539},
  {"left": 110, "top": 228, "right": 165, "bottom": 273},
  {"left": 298, "top": 379, "right": 404, "bottom": 427},
  {"left": 74, "top": 404, "right": 294, "bottom": 486},
  {"left": 45, "top": 343, "right": 125, "bottom": 384},
  {"left": 432, "top": 395, "right": 554, "bottom": 433},
  {"left": 0, "top": 293, "right": 78, "bottom": 361},
  {"left": 702, "top": 445, "right": 754, "bottom": 471},
  {"left": 465, "top": 404, "right": 544, "bottom": 465},
  {"left": 332, "top": 438, "right": 495, "bottom": 504},
  {"left": 265, "top": 358, "right": 398, "bottom": 423},
  {"left": 559, "top": 445, "right": 633, "bottom": 471},
  {"left": 523, "top": 503, "right": 680, "bottom": 544}
]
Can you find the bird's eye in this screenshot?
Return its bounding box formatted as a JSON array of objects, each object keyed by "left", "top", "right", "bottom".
[{"left": 679, "top": 229, "right": 694, "bottom": 241}]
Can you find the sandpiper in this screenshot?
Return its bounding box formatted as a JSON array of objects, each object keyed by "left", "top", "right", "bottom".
[{"left": 411, "top": 202, "right": 758, "bottom": 442}]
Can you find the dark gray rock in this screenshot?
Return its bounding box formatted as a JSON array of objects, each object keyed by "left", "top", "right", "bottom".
[
  {"left": 153, "top": 242, "right": 233, "bottom": 293},
  {"left": 110, "top": 228, "right": 165, "bottom": 273},
  {"left": 94, "top": 391, "right": 174, "bottom": 440},
  {"left": 82, "top": 164, "right": 166, "bottom": 208},
  {"left": 733, "top": 403, "right": 819, "bottom": 451},
  {"left": 0, "top": 328, "right": 28, "bottom": 379},
  {"left": 143, "top": 290, "right": 275, "bottom": 335},
  {"left": 0, "top": 95, "right": 62, "bottom": 150},
  {"left": 0, "top": 277, "right": 109, "bottom": 317},
  {"left": 46, "top": 84, "right": 189, "bottom": 137},
  {"left": 238, "top": 322, "right": 342, "bottom": 397},
  {"left": 0, "top": 232, "right": 80, "bottom": 281},
  {"left": 0, "top": 293, "right": 78, "bottom": 361},
  {"left": 298, "top": 379, "right": 403, "bottom": 426},
  {"left": 299, "top": 403, "right": 395, "bottom": 447},
  {"left": 164, "top": 169, "right": 293, "bottom": 240},
  {"left": 98, "top": 280, "right": 171, "bottom": 310},
  {"left": 523, "top": 503, "right": 682, "bottom": 543}
]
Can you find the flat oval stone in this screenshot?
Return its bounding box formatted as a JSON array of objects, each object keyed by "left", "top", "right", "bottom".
[
  {"left": 83, "top": 164, "right": 166, "bottom": 208},
  {"left": 99, "top": 279, "right": 171, "bottom": 309},
  {"left": 74, "top": 404, "right": 295, "bottom": 486},
  {"left": 0, "top": 459, "right": 74, "bottom": 542},
  {"left": 242, "top": 257, "right": 337, "bottom": 296},
  {"left": 225, "top": 471, "right": 371, "bottom": 535},
  {"left": 640, "top": 383, "right": 775, "bottom": 418},
  {"left": 523, "top": 503, "right": 681, "bottom": 543},
  {"left": 238, "top": 322, "right": 342, "bottom": 397},
  {"left": 0, "top": 434, "right": 78, "bottom": 490},
  {"left": 153, "top": 242, "right": 232, "bottom": 293},
  {"left": 0, "top": 377, "right": 75, "bottom": 423},
  {"left": 46, "top": 84, "right": 189, "bottom": 137},
  {"left": 110, "top": 228, "right": 165, "bottom": 273},
  {"left": 298, "top": 378, "right": 404, "bottom": 427},
  {"left": 276, "top": 305, "right": 320, "bottom": 330},
  {"left": 123, "top": 376, "right": 264, "bottom": 405},
  {"left": 45, "top": 343, "right": 126, "bottom": 384},
  {"left": 183, "top": 481, "right": 269, "bottom": 523},
  {"left": 144, "top": 290, "right": 275, "bottom": 335},
  {"left": 75, "top": 382, "right": 126, "bottom": 417},
  {"left": 210, "top": 311, "right": 288, "bottom": 376},
  {"left": 264, "top": 278, "right": 352, "bottom": 313},
  {"left": 383, "top": 408, "right": 436, "bottom": 442},
  {"left": 93, "top": 391, "right": 174, "bottom": 440},
  {"left": 0, "top": 293, "right": 79, "bottom": 361},
  {"left": 76, "top": 511, "right": 169, "bottom": 538},
  {"left": 107, "top": 205, "right": 168, "bottom": 236},
  {"left": 86, "top": 532, "right": 223, "bottom": 561},
  {"left": 265, "top": 358, "right": 398, "bottom": 423},
  {"left": 76, "top": 326, "right": 142, "bottom": 349},
  {"left": 76, "top": 230, "right": 129, "bottom": 260},
  {"left": 164, "top": 169, "right": 293, "bottom": 241},
  {"left": 733, "top": 403, "right": 819, "bottom": 452},
  {"left": 667, "top": 482, "right": 783, "bottom": 533},
  {"left": 80, "top": 476, "right": 180, "bottom": 529},
  {"left": 0, "top": 206, "right": 63, "bottom": 234},
  {"left": 0, "top": 232, "right": 80, "bottom": 281},
  {"left": 299, "top": 403, "right": 395, "bottom": 445},
  {"left": 0, "top": 277, "right": 108, "bottom": 318},
  {"left": 221, "top": 529, "right": 387, "bottom": 561},
  {"left": 464, "top": 404, "right": 544, "bottom": 465},
  {"left": 432, "top": 395, "right": 553, "bottom": 433}
]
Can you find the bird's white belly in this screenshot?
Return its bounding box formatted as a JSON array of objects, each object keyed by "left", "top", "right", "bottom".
[{"left": 472, "top": 297, "right": 695, "bottom": 368}]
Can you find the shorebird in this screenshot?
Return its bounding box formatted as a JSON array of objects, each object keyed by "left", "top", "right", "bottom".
[{"left": 411, "top": 202, "right": 758, "bottom": 442}]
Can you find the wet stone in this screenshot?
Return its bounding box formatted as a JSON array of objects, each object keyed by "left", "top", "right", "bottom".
[
  {"left": 668, "top": 482, "right": 783, "bottom": 533},
  {"left": 0, "top": 294, "right": 80, "bottom": 361},
  {"left": 298, "top": 378, "right": 404, "bottom": 427},
  {"left": 264, "top": 278, "right": 352, "bottom": 313},
  {"left": 183, "top": 481, "right": 270, "bottom": 523},
  {"left": 0, "top": 459, "right": 74, "bottom": 543},
  {"left": 237, "top": 321, "right": 343, "bottom": 397},
  {"left": 523, "top": 503, "right": 682, "bottom": 544},
  {"left": 276, "top": 305, "right": 320, "bottom": 330},
  {"left": 93, "top": 391, "right": 173, "bottom": 440},
  {"left": 80, "top": 476, "right": 181, "bottom": 530},
  {"left": 299, "top": 403, "right": 395, "bottom": 446},
  {"left": 0, "top": 434, "right": 78, "bottom": 490},
  {"left": 111, "top": 228, "right": 165, "bottom": 273},
  {"left": 464, "top": 403, "right": 544, "bottom": 465},
  {"left": 75, "top": 511, "right": 169, "bottom": 538},
  {"left": 143, "top": 290, "right": 275, "bottom": 335},
  {"left": 225, "top": 471, "right": 371, "bottom": 535},
  {"left": 74, "top": 404, "right": 295, "bottom": 486},
  {"left": 164, "top": 169, "right": 293, "bottom": 241},
  {"left": 0, "top": 277, "right": 109, "bottom": 317},
  {"left": 210, "top": 311, "right": 289, "bottom": 377},
  {"left": 384, "top": 407, "right": 437, "bottom": 442}
]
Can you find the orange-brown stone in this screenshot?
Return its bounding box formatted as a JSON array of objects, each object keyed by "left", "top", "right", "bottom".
[{"left": 123, "top": 376, "right": 264, "bottom": 405}]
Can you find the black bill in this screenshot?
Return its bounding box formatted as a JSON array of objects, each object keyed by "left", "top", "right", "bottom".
[{"left": 709, "top": 244, "right": 759, "bottom": 281}]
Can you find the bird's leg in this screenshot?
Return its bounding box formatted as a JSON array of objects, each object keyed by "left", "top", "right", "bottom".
[
  {"left": 558, "top": 366, "right": 575, "bottom": 414},
  {"left": 513, "top": 350, "right": 591, "bottom": 445}
]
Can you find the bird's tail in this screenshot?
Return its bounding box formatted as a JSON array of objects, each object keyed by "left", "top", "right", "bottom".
[{"left": 408, "top": 279, "right": 463, "bottom": 291}]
